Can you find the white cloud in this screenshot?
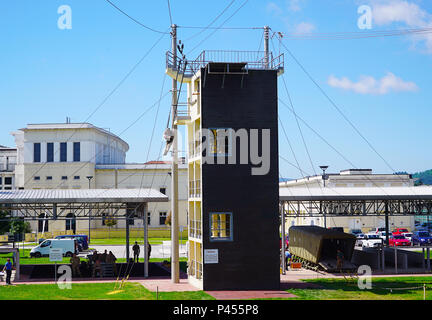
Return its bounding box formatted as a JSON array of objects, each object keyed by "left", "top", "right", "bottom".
[
  {"left": 294, "top": 22, "right": 315, "bottom": 34},
  {"left": 288, "top": 0, "right": 302, "bottom": 12},
  {"left": 266, "top": 2, "right": 283, "bottom": 16},
  {"left": 371, "top": 0, "right": 429, "bottom": 26},
  {"left": 327, "top": 72, "right": 418, "bottom": 95},
  {"left": 368, "top": 0, "right": 432, "bottom": 53}
]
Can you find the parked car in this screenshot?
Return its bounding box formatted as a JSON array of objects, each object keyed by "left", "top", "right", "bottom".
[
  {"left": 349, "top": 229, "right": 363, "bottom": 236},
  {"left": 30, "top": 239, "right": 76, "bottom": 258},
  {"left": 392, "top": 228, "right": 410, "bottom": 235},
  {"left": 279, "top": 236, "right": 289, "bottom": 249},
  {"left": 55, "top": 234, "right": 89, "bottom": 251},
  {"left": 402, "top": 232, "right": 413, "bottom": 243},
  {"left": 329, "top": 227, "right": 344, "bottom": 232},
  {"left": 412, "top": 231, "right": 432, "bottom": 246},
  {"left": 372, "top": 227, "right": 386, "bottom": 234},
  {"left": 362, "top": 234, "right": 383, "bottom": 248},
  {"left": 377, "top": 231, "right": 389, "bottom": 241},
  {"left": 389, "top": 235, "right": 411, "bottom": 247},
  {"left": 355, "top": 234, "right": 366, "bottom": 247},
  {"left": 421, "top": 222, "right": 432, "bottom": 229}
]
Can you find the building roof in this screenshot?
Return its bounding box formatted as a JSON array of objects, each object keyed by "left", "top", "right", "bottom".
[
  {"left": 20, "top": 123, "right": 129, "bottom": 151},
  {"left": 280, "top": 186, "right": 432, "bottom": 201},
  {"left": 95, "top": 163, "right": 187, "bottom": 170},
  {"left": 0, "top": 188, "right": 168, "bottom": 204}
]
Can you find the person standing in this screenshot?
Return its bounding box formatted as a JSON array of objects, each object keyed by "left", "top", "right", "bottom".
[
  {"left": 132, "top": 241, "right": 140, "bottom": 263},
  {"left": 3, "top": 258, "right": 13, "bottom": 285},
  {"left": 70, "top": 254, "right": 81, "bottom": 277}
]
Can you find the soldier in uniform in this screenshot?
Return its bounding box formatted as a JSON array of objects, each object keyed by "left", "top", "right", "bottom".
[
  {"left": 132, "top": 241, "right": 140, "bottom": 263},
  {"left": 70, "top": 253, "right": 81, "bottom": 277},
  {"left": 92, "top": 258, "right": 102, "bottom": 278}
]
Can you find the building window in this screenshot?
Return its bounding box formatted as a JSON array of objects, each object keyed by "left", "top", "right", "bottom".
[
  {"left": 65, "top": 213, "right": 76, "bottom": 232},
  {"left": 47, "top": 143, "right": 54, "bottom": 162},
  {"left": 34, "top": 176, "right": 40, "bottom": 181},
  {"left": 4, "top": 177, "right": 12, "bottom": 185},
  {"left": 74, "top": 176, "right": 80, "bottom": 180},
  {"left": 208, "top": 128, "right": 231, "bottom": 156},
  {"left": 61, "top": 176, "right": 68, "bottom": 180},
  {"left": 73, "top": 142, "right": 80, "bottom": 162},
  {"left": 34, "top": 143, "right": 41, "bottom": 163},
  {"left": 60, "top": 142, "right": 67, "bottom": 162},
  {"left": 46, "top": 176, "right": 52, "bottom": 180},
  {"left": 159, "top": 212, "right": 167, "bottom": 225},
  {"left": 159, "top": 187, "right": 166, "bottom": 195},
  {"left": 210, "top": 212, "right": 233, "bottom": 241},
  {"left": 38, "top": 213, "right": 49, "bottom": 232}
]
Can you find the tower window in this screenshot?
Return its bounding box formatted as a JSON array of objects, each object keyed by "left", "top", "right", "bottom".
[{"left": 210, "top": 212, "right": 233, "bottom": 242}]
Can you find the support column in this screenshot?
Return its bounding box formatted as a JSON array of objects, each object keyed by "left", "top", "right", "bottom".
[
  {"left": 385, "top": 201, "right": 390, "bottom": 246},
  {"left": 428, "top": 248, "right": 431, "bottom": 271},
  {"left": 126, "top": 214, "right": 130, "bottom": 262},
  {"left": 394, "top": 246, "right": 398, "bottom": 274},
  {"left": 170, "top": 24, "right": 180, "bottom": 284},
  {"left": 143, "top": 203, "right": 149, "bottom": 278},
  {"left": 264, "top": 26, "right": 270, "bottom": 69},
  {"left": 281, "top": 204, "right": 286, "bottom": 274}
]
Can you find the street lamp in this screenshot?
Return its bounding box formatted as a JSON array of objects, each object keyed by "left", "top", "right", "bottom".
[
  {"left": 86, "top": 176, "right": 93, "bottom": 189},
  {"left": 86, "top": 176, "right": 93, "bottom": 243},
  {"left": 319, "top": 166, "right": 329, "bottom": 229},
  {"left": 319, "top": 166, "right": 329, "bottom": 187}
]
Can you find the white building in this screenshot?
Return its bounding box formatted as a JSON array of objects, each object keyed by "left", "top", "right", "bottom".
[
  {"left": 8, "top": 122, "right": 188, "bottom": 233},
  {"left": 0, "top": 145, "right": 17, "bottom": 190},
  {"left": 280, "top": 169, "right": 416, "bottom": 232}
]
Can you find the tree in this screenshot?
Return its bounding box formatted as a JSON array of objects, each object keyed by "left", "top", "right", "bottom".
[
  {"left": 0, "top": 210, "right": 10, "bottom": 235},
  {"left": 104, "top": 217, "right": 117, "bottom": 239},
  {"left": 165, "top": 211, "right": 172, "bottom": 226}
]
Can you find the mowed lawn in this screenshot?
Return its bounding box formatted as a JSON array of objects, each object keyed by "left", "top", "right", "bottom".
[
  {"left": 1, "top": 276, "right": 432, "bottom": 300},
  {"left": 0, "top": 249, "right": 188, "bottom": 266},
  {"left": 0, "top": 282, "right": 214, "bottom": 300},
  {"left": 284, "top": 276, "right": 432, "bottom": 300}
]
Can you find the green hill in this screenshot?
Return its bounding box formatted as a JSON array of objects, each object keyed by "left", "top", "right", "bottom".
[{"left": 412, "top": 169, "right": 432, "bottom": 186}]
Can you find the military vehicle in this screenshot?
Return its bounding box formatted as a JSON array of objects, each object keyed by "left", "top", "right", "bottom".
[{"left": 289, "top": 226, "right": 357, "bottom": 272}]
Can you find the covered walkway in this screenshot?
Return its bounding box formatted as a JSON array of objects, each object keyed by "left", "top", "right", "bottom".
[{"left": 0, "top": 188, "right": 168, "bottom": 278}]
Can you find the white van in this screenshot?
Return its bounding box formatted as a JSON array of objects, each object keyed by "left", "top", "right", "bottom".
[{"left": 30, "top": 239, "right": 76, "bottom": 258}]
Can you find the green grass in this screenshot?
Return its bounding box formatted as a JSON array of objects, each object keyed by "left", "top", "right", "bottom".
[
  {"left": 283, "top": 276, "right": 432, "bottom": 300},
  {"left": 0, "top": 282, "right": 214, "bottom": 300},
  {"left": 0, "top": 249, "right": 71, "bottom": 265},
  {"left": 0, "top": 249, "right": 188, "bottom": 267},
  {"left": 88, "top": 237, "right": 188, "bottom": 246}
]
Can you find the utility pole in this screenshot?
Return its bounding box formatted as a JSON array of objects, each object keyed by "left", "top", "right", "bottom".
[
  {"left": 87, "top": 176, "right": 93, "bottom": 242},
  {"left": 264, "top": 26, "right": 270, "bottom": 69},
  {"left": 170, "top": 24, "right": 180, "bottom": 284}
]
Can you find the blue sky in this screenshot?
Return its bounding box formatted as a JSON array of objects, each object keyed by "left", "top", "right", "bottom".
[{"left": 1, "top": 0, "right": 431, "bottom": 179}]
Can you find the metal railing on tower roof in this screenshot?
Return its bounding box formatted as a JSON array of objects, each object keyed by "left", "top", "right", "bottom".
[{"left": 166, "top": 50, "right": 284, "bottom": 78}]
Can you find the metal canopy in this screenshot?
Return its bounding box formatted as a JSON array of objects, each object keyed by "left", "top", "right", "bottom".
[
  {"left": 0, "top": 188, "right": 168, "bottom": 220},
  {"left": 280, "top": 186, "right": 432, "bottom": 217}
]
